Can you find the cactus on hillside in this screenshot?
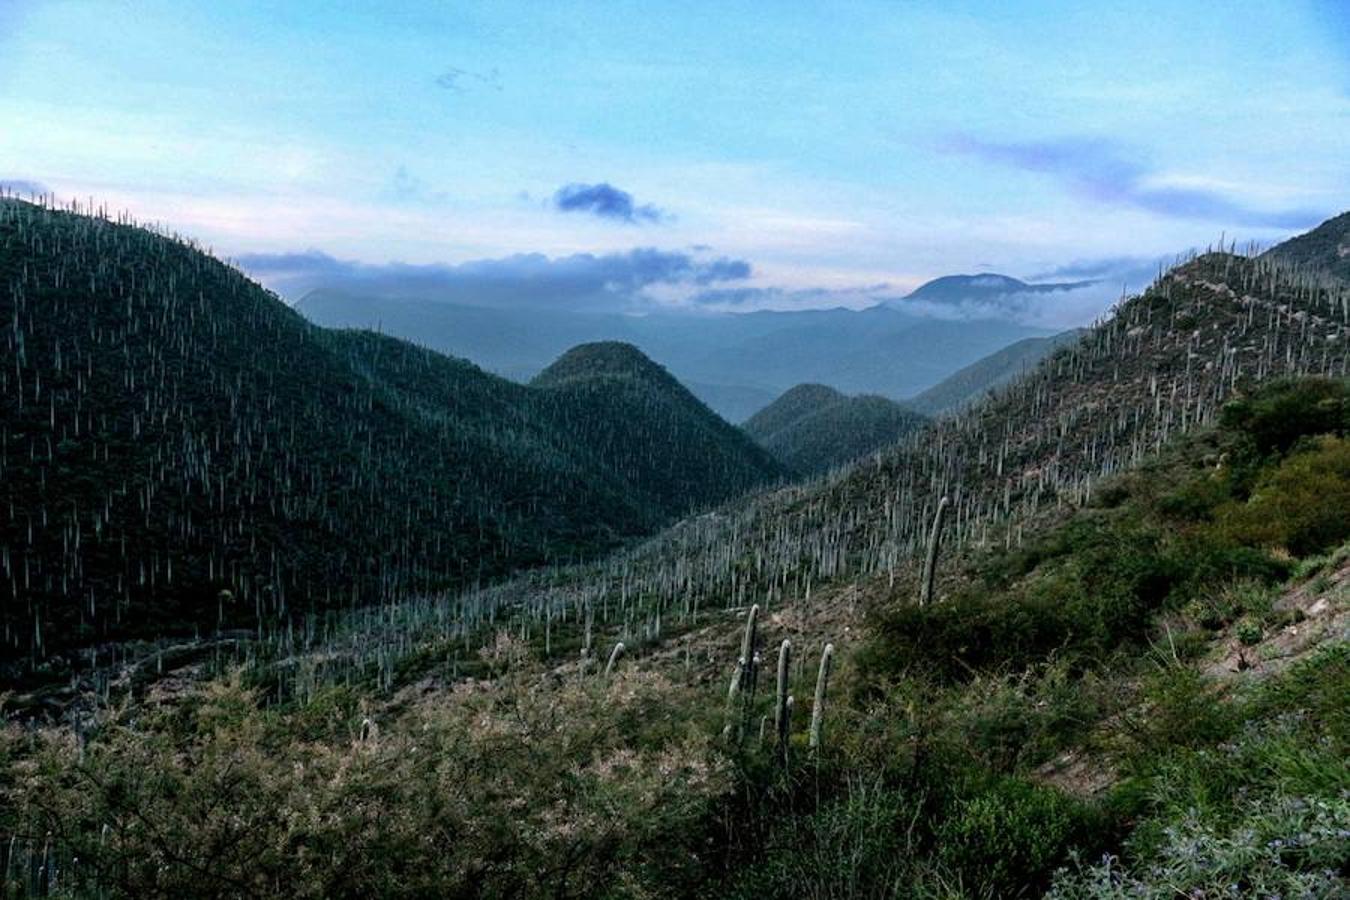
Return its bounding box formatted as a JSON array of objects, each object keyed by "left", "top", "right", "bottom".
[
  {"left": 920, "top": 496, "right": 950, "bottom": 606},
  {"left": 809, "top": 642, "right": 834, "bottom": 750}
]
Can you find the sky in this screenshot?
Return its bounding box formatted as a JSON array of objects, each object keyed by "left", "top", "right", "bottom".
[{"left": 1, "top": 0, "right": 1347, "bottom": 320}]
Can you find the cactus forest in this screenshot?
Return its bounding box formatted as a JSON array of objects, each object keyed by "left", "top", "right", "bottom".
[{"left": 3, "top": 3, "right": 1350, "bottom": 897}]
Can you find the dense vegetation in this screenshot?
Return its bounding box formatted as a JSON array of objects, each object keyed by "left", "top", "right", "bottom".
[
  {"left": 0, "top": 199, "right": 782, "bottom": 677},
  {"left": 530, "top": 342, "right": 782, "bottom": 512},
  {"left": 743, "top": 384, "right": 927, "bottom": 474},
  {"left": 2, "top": 377, "right": 1345, "bottom": 897}
]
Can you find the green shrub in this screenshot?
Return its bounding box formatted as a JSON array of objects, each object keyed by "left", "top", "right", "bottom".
[
  {"left": 937, "top": 776, "right": 1107, "bottom": 897},
  {"left": 1235, "top": 615, "right": 1263, "bottom": 646},
  {"left": 1219, "top": 376, "right": 1349, "bottom": 458},
  {"left": 1211, "top": 435, "right": 1350, "bottom": 556}
]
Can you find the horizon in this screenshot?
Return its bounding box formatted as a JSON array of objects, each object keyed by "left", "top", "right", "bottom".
[{"left": 2, "top": 1, "right": 1347, "bottom": 325}]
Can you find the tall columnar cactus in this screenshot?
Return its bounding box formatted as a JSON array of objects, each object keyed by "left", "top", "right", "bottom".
[
  {"left": 724, "top": 604, "right": 760, "bottom": 742},
  {"left": 920, "top": 495, "right": 950, "bottom": 606},
  {"left": 604, "top": 641, "right": 625, "bottom": 676},
  {"left": 775, "top": 639, "right": 792, "bottom": 765},
  {"left": 809, "top": 642, "right": 834, "bottom": 750}
]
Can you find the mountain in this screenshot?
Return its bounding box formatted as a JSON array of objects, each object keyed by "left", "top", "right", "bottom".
[
  {"left": 898, "top": 272, "right": 1094, "bottom": 305},
  {"left": 296, "top": 289, "right": 1056, "bottom": 418},
  {"left": 743, "top": 384, "right": 927, "bottom": 474},
  {"left": 906, "top": 329, "right": 1084, "bottom": 415},
  {"left": 529, "top": 342, "right": 783, "bottom": 512},
  {"left": 1263, "top": 210, "right": 1350, "bottom": 282},
  {"left": 0, "top": 200, "right": 783, "bottom": 666}
]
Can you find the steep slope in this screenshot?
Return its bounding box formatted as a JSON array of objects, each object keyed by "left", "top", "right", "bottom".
[
  {"left": 1263, "top": 210, "right": 1350, "bottom": 282},
  {"left": 529, "top": 342, "right": 785, "bottom": 512},
  {"left": 0, "top": 200, "right": 781, "bottom": 668},
  {"left": 744, "top": 384, "right": 927, "bottom": 474},
  {"left": 906, "top": 329, "right": 1084, "bottom": 415}
]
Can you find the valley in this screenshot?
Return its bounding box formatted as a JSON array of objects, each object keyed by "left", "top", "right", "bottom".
[{"left": 2, "top": 199, "right": 1347, "bottom": 897}]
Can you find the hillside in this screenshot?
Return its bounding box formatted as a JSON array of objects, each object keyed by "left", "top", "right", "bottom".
[
  {"left": 529, "top": 343, "right": 784, "bottom": 514},
  {"left": 1263, "top": 210, "right": 1350, "bottom": 282},
  {"left": 907, "top": 329, "right": 1084, "bottom": 415},
  {"left": 0, "top": 199, "right": 782, "bottom": 672},
  {"left": 743, "top": 383, "right": 927, "bottom": 474}
]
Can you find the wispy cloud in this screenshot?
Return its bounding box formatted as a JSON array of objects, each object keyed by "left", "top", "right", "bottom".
[
  {"left": 237, "top": 246, "right": 750, "bottom": 311},
  {"left": 690, "top": 277, "right": 1118, "bottom": 328},
  {"left": 897, "top": 283, "right": 1122, "bottom": 330},
  {"left": 385, "top": 165, "right": 448, "bottom": 204},
  {"left": 943, "top": 134, "right": 1324, "bottom": 229},
  {"left": 434, "top": 65, "right": 502, "bottom": 93},
  {"left": 0, "top": 178, "right": 50, "bottom": 196},
  {"left": 553, "top": 182, "right": 668, "bottom": 224}
]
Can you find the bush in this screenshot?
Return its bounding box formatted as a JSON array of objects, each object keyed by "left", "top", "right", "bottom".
[
  {"left": 1048, "top": 792, "right": 1350, "bottom": 899},
  {"left": 1219, "top": 377, "right": 1349, "bottom": 458},
  {"left": 1211, "top": 435, "right": 1350, "bottom": 556},
  {"left": 937, "top": 776, "right": 1107, "bottom": 897}
]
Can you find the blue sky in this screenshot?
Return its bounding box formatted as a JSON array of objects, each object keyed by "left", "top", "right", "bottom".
[{"left": 1, "top": 0, "right": 1346, "bottom": 316}]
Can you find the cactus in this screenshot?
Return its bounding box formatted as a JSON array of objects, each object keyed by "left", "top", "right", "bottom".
[
  {"left": 809, "top": 642, "right": 834, "bottom": 750},
  {"left": 724, "top": 604, "right": 760, "bottom": 742},
  {"left": 604, "top": 641, "right": 625, "bottom": 676},
  {"left": 775, "top": 639, "right": 791, "bottom": 765},
  {"left": 920, "top": 495, "right": 950, "bottom": 606}
]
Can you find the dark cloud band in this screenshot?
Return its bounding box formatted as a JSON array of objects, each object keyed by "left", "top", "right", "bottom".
[
  {"left": 553, "top": 183, "right": 668, "bottom": 224},
  {"left": 237, "top": 246, "right": 750, "bottom": 310}
]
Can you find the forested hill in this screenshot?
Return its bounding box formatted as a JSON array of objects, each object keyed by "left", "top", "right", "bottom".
[
  {"left": 743, "top": 383, "right": 927, "bottom": 475},
  {"left": 0, "top": 199, "right": 783, "bottom": 669},
  {"left": 530, "top": 342, "right": 784, "bottom": 514}
]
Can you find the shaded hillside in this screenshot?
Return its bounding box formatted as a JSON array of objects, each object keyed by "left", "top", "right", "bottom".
[
  {"left": 744, "top": 383, "right": 927, "bottom": 474},
  {"left": 1264, "top": 209, "right": 1350, "bottom": 282},
  {"left": 907, "top": 329, "right": 1083, "bottom": 415},
  {"left": 0, "top": 200, "right": 781, "bottom": 669},
  {"left": 529, "top": 343, "right": 784, "bottom": 514},
  {"left": 297, "top": 288, "right": 1055, "bottom": 417}
]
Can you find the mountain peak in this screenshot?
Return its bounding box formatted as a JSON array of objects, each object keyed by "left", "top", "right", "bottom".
[
  {"left": 895, "top": 272, "right": 1095, "bottom": 308},
  {"left": 906, "top": 273, "right": 1030, "bottom": 300},
  {"left": 531, "top": 341, "right": 678, "bottom": 389}
]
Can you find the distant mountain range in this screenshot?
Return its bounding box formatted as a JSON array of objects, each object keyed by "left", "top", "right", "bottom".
[
  {"left": 743, "top": 384, "right": 927, "bottom": 475},
  {"left": 295, "top": 270, "right": 1103, "bottom": 421}
]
